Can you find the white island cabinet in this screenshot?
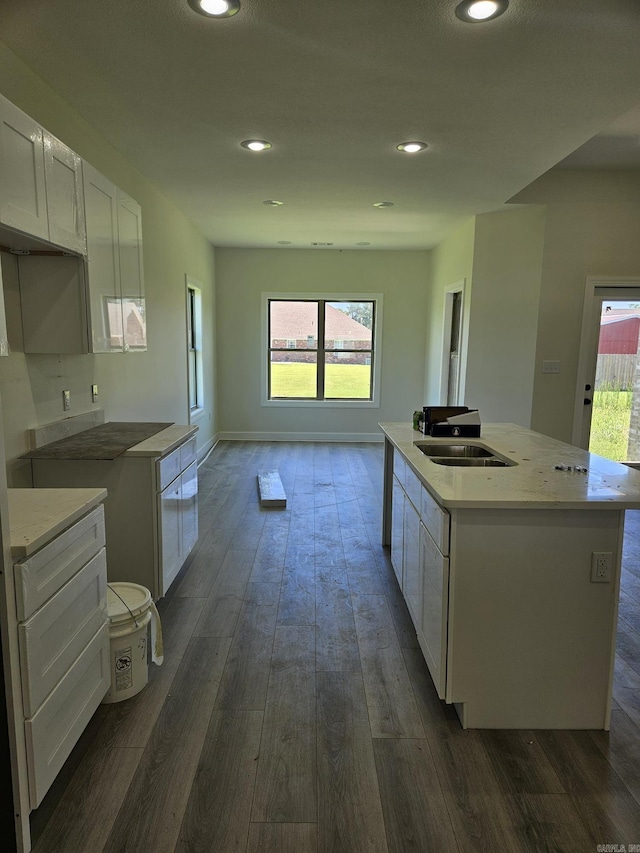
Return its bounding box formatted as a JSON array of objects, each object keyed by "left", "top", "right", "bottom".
[
  {"left": 380, "top": 422, "right": 640, "bottom": 729},
  {"left": 7, "top": 488, "right": 109, "bottom": 816},
  {"left": 31, "top": 425, "right": 198, "bottom": 600}
]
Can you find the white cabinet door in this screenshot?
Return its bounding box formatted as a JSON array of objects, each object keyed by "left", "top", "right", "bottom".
[
  {"left": 0, "top": 259, "right": 9, "bottom": 356},
  {"left": 0, "top": 95, "right": 48, "bottom": 240},
  {"left": 43, "top": 132, "right": 86, "bottom": 254},
  {"left": 181, "top": 461, "right": 198, "bottom": 563},
  {"left": 391, "top": 475, "right": 404, "bottom": 586},
  {"left": 403, "top": 496, "right": 421, "bottom": 631},
  {"left": 117, "top": 191, "right": 146, "bottom": 351},
  {"left": 82, "top": 162, "right": 122, "bottom": 352},
  {"left": 158, "top": 477, "right": 181, "bottom": 596},
  {"left": 420, "top": 521, "right": 449, "bottom": 699}
]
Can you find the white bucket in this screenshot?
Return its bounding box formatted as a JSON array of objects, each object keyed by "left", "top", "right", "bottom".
[{"left": 102, "top": 582, "right": 163, "bottom": 704}]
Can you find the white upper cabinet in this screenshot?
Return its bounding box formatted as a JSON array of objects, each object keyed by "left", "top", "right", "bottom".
[
  {"left": 2, "top": 93, "right": 147, "bottom": 354},
  {"left": 0, "top": 95, "right": 87, "bottom": 253},
  {"left": 82, "top": 162, "right": 122, "bottom": 353},
  {"left": 116, "top": 190, "right": 146, "bottom": 351},
  {"left": 82, "top": 165, "right": 146, "bottom": 353},
  {"left": 43, "top": 132, "right": 87, "bottom": 255},
  {"left": 0, "top": 95, "right": 48, "bottom": 242}
]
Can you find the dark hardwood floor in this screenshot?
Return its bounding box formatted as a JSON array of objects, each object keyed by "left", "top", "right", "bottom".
[{"left": 31, "top": 441, "right": 640, "bottom": 852}]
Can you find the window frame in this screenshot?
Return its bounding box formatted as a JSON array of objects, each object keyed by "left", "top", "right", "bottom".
[
  {"left": 261, "top": 292, "right": 383, "bottom": 408},
  {"left": 186, "top": 276, "right": 204, "bottom": 417}
]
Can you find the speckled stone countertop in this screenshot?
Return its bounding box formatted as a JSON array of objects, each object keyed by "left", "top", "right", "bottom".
[
  {"left": 21, "top": 422, "right": 174, "bottom": 460},
  {"left": 8, "top": 488, "right": 107, "bottom": 558},
  {"left": 380, "top": 422, "right": 640, "bottom": 510},
  {"left": 121, "top": 424, "right": 198, "bottom": 457}
]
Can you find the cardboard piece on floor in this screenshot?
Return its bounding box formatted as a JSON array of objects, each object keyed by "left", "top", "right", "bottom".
[{"left": 258, "top": 470, "right": 287, "bottom": 507}]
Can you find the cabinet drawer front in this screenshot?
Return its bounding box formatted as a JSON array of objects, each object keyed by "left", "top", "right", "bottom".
[
  {"left": 420, "top": 486, "right": 450, "bottom": 556},
  {"left": 19, "top": 549, "right": 107, "bottom": 717},
  {"left": 14, "top": 505, "right": 106, "bottom": 621},
  {"left": 180, "top": 436, "right": 197, "bottom": 471},
  {"left": 419, "top": 522, "right": 449, "bottom": 700},
  {"left": 393, "top": 451, "right": 406, "bottom": 488},
  {"left": 157, "top": 446, "right": 181, "bottom": 491},
  {"left": 404, "top": 464, "right": 422, "bottom": 512},
  {"left": 24, "top": 624, "right": 109, "bottom": 809}
]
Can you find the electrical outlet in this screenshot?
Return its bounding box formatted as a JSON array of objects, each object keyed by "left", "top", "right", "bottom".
[
  {"left": 62, "top": 390, "right": 71, "bottom": 412},
  {"left": 91, "top": 384, "right": 99, "bottom": 403},
  {"left": 591, "top": 551, "right": 612, "bottom": 583}
]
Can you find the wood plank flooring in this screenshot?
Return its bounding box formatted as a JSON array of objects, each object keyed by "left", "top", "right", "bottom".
[{"left": 30, "top": 441, "right": 640, "bottom": 852}]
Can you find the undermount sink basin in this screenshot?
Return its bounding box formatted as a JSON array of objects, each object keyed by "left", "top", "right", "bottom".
[
  {"left": 427, "top": 457, "right": 511, "bottom": 467},
  {"left": 414, "top": 441, "right": 517, "bottom": 467},
  {"left": 416, "top": 443, "right": 493, "bottom": 458}
]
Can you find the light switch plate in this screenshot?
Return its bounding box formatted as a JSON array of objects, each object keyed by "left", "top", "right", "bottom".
[
  {"left": 542, "top": 360, "right": 561, "bottom": 374},
  {"left": 62, "top": 390, "right": 71, "bottom": 411},
  {"left": 91, "top": 384, "right": 99, "bottom": 403}
]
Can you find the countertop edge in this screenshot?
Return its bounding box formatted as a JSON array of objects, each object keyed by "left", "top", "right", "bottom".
[
  {"left": 8, "top": 487, "right": 108, "bottom": 558},
  {"left": 122, "top": 424, "right": 199, "bottom": 457}
]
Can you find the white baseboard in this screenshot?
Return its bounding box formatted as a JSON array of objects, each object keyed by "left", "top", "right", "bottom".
[
  {"left": 216, "top": 431, "right": 383, "bottom": 443},
  {"left": 197, "top": 434, "right": 219, "bottom": 465}
]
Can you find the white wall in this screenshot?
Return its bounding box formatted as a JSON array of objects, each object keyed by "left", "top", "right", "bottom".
[
  {"left": 0, "top": 43, "right": 217, "bottom": 483},
  {"left": 465, "top": 205, "right": 545, "bottom": 427},
  {"left": 215, "top": 248, "right": 430, "bottom": 439},
  {"left": 425, "top": 218, "right": 475, "bottom": 405},
  {"left": 511, "top": 170, "right": 640, "bottom": 442}
]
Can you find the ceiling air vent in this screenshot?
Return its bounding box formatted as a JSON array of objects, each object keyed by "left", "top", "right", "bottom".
[{"left": 311, "top": 242, "right": 334, "bottom": 246}]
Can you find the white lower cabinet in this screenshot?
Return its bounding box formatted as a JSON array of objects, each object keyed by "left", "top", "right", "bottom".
[
  {"left": 158, "top": 459, "right": 198, "bottom": 594},
  {"left": 402, "top": 495, "right": 421, "bottom": 629},
  {"left": 392, "top": 460, "right": 451, "bottom": 700},
  {"left": 32, "top": 432, "right": 199, "bottom": 599},
  {"left": 390, "top": 475, "right": 404, "bottom": 586},
  {"left": 419, "top": 520, "right": 449, "bottom": 699},
  {"left": 13, "top": 503, "right": 109, "bottom": 809}
]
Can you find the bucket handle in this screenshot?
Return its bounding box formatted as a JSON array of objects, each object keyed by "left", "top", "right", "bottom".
[
  {"left": 149, "top": 599, "right": 164, "bottom": 665},
  {"left": 108, "top": 583, "right": 142, "bottom": 628}
]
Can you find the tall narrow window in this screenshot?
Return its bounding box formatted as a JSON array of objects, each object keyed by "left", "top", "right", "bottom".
[
  {"left": 266, "top": 298, "right": 379, "bottom": 401},
  {"left": 186, "top": 278, "right": 203, "bottom": 413}
]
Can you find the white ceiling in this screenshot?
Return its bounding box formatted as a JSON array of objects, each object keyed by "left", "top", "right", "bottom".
[{"left": 1, "top": 0, "right": 640, "bottom": 250}]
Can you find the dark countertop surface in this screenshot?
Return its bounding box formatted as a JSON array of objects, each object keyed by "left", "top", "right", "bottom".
[{"left": 21, "top": 422, "right": 174, "bottom": 461}]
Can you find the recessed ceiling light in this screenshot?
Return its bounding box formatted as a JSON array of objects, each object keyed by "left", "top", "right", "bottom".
[
  {"left": 277, "top": 240, "right": 292, "bottom": 245},
  {"left": 187, "top": 0, "right": 240, "bottom": 18},
  {"left": 241, "top": 140, "right": 272, "bottom": 151},
  {"left": 263, "top": 200, "right": 284, "bottom": 206},
  {"left": 455, "top": 0, "right": 508, "bottom": 22},
  {"left": 397, "top": 141, "right": 428, "bottom": 153},
  {"left": 356, "top": 242, "right": 371, "bottom": 246},
  {"left": 373, "top": 201, "right": 394, "bottom": 208}
]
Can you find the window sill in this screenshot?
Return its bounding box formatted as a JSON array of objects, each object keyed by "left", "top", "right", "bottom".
[{"left": 261, "top": 399, "right": 380, "bottom": 409}]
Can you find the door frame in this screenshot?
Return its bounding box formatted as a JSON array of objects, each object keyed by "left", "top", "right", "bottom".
[
  {"left": 440, "top": 279, "right": 466, "bottom": 405},
  {"left": 572, "top": 276, "right": 640, "bottom": 447}
]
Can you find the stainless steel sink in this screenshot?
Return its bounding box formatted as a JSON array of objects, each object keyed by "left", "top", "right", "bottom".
[
  {"left": 416, "top": 444, "right": 493, "bottom": 458},
  {"left": 427, "top": 457, "right": 510, "bottom": 467},
  {"left": 414, "top": 441, "right": 516, "bottom": 467}
]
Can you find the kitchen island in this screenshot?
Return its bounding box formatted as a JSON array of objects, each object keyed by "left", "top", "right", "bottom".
[{"left": 380, "top": 422, "right": 640, "bottom": 729}]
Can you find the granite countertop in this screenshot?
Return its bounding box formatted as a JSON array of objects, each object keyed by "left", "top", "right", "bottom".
[
  {"left": 380, "top": 422, "right": 640, "bottom": 510},
  {"left": 8, "top": 488, "right": 107, "bottom": 558},
  {"left": 121, "top": 424, "right": 198, "bottom": 457},
  {"left": 22, "top": 422, "right": 174, "bottom": 460}
]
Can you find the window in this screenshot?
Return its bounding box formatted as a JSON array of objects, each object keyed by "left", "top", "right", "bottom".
[
  {"left": 186, "top": 278, "right": 203, "bottom": 413},
  {"left": 264, "top": 296, "right": 382, "bottom": 405}
]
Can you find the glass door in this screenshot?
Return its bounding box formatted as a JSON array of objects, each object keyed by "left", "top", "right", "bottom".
[{"left": 583, "top": 288, "right": 640, "bottom": 461}]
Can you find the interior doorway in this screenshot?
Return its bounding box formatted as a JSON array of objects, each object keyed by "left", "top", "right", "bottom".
[
  {"left": 441, "top": 281, "right": 465, "bottom": 405},
  {"left": 575, "top": 279, "right": 640, "bottom": 461}
]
